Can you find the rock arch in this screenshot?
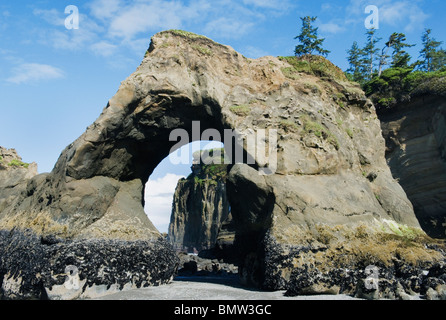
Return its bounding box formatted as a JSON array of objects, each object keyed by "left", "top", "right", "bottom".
[{"left": 1, "top": 30, "right": 443, "bottom": 299}]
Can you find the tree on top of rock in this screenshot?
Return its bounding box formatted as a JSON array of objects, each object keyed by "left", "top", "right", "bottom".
[
  {"left": 419, "top": 28, "right": 446, "bottom": 72},
  {"left": 294, "top": 16, "right": 330, "bottom": 58},
  {"left": 362, "top": 28, "right": 382, "bottom": 81},
  {"left": 387, "top": 32, "right": 415, "bottom": 69},
  {"left": 346, "top": 41, "right": 365, "bottom": 83}
]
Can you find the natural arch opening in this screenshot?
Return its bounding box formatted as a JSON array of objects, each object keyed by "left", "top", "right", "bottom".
[
  {"left": 144, "top": 140, "right": 242, "bottom": 279},
  {"left": 42, "top": 81, "right": 278, "bottom": 288},
  {"left": 144, "top": 140, "right": 226, "bottom": 238}
]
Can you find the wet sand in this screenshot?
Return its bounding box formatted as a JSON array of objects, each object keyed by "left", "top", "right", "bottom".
[{"left": 93, "top": 275, "right": 361, "bottom": 300}]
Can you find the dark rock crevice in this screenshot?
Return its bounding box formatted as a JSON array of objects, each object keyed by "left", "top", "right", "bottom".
[{"left": 379, "top": 94, "right": 446, "bottom": 238}]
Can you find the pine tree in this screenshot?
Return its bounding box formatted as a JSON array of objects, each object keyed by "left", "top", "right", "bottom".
[
  {"left": 432, "top": 48, "right": 446, "bottom": 71},
  {"left": 377, "top": 45, "right": 391, "bottom": 76},
  {"left": 362, "top": 28, "right": 381, "bottom": 80},
  {"left": 294, "top": 16, "right": 330, "bottom": 57},
  {"left": 388, "top": 32, "right": 414, "bottom": 68},
  {"left": 346, "top": 41, "right": 365, "bottom": 83},
  {"left": 377, "top": 32, "right": 415, "bottom": 76},
  {"left": 419, "top": 29, "right": 443, "bottom": 71}
]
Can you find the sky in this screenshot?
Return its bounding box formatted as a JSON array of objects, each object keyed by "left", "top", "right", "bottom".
[{"left": 1, "top": 0, "right": 445, "bottom": 233}]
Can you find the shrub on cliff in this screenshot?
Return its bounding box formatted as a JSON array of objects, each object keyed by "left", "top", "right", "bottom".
[
  {"left": 364, "top": 66, "right": 446, "bottom": 110},
  {"left": 7, "top": 159, "right": 30, "bottom": 169},
  {"left": 279, "top": 55, "right": 347, "bottom": 82}
]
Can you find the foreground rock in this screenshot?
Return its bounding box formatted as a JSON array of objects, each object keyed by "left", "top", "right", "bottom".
[
  {"left": 0, "top": 229, "right": 178, "bottom": 300},
  {"left": 0, "top": 30, "right": 445, "bottom": 299}
]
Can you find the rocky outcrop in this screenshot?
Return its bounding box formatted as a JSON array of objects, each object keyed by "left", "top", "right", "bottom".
[
  {"left": 176, "top": 252, "right": 238, "bottom": 277},
  {"left": 0, "top": 229, "right": 178, "bottom": 300},
  {"left": 169, "top": 149, "right": 233, "bottom": 253},
  {"left": 0, "top": 149, "right": 178, "bottom": 300},
  {"left": 0, "top": 30, "right": 444, "bottom": 299},
  {"left": 379, "top": 95, "right": 446, "bottom": 238},
  {"left": 0, "top": 147, "right": 37, "bottom": 214}
]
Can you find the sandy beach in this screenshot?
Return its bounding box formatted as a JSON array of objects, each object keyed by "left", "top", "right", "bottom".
[{"left": 93, "top": 275, "right": 362, "bottom": 300}]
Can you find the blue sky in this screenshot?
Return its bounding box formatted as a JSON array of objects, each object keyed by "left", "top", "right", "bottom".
[{"left": 1, "top": 0, "right": 445, "bottom": 232}]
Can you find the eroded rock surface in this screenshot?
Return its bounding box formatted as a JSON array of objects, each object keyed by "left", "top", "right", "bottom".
[
  {"left": 379, "top": 95, "right": 446, "bottom": 238},
  {"left": 0, "top": 229, "right": 178, "bottom": 300},
  {"left": 0, "top": 30, "right": 445, "bottom": 299},
  {"left": 0, "top": 147, "right": 37, "bottom": 214}
]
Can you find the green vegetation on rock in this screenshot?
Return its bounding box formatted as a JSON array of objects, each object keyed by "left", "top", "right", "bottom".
[
  {"left": 164, "top": 29, "right": 211, "bottom": 41},
  {"left": 191, "top": 44, "right": 213, "bottom": 56},
  {"left": 364, "top": 67, "right": 446, "bottom": 110},
  {"left": 279, "top": 120, "right": 299, "bottom": 133},
  {"left": 8, "top": 159, "right": 30, "bottom": 169},
  {"left": 190, "top": 148, "right": 229, "bottom": 187},
  {"left": 279, "top": 55, "right": 347, "bottom": 82},
  {"left": 343, "top": 26, "right": 445, "bottom": 110},
  {"left": 301, "top": 115, "right": 339, "bottom": 149},
  {"left": 229, "top": 104, "right": 251, "bottom": 116},
  {"left": 345, "top": 128, "right": 354, "bottom": 139}
]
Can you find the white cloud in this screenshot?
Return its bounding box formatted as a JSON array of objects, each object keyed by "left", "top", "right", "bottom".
[
  {"left": 6, "top": 63, "right": 64, "bottom": 84},
  {"left": 34, "top": 8, "right": 103, "bottom": 51},
  {"left": 205, "top": 17, "right": 255, "bottom": 39},
  {"left": 88, "top": 0, "right": 122, "bottom": 20},
  {"left": 30, "top": 0, "right": 296, "bottom": 62},
  {"left": 321, "top": 3, "right": 334, "bottom": 11},
  {"left": 241, "top": 45, "right": 270, "bottom": 58},
  {"left": 90, "top": 41, "right": 118, "bottom": 57},
  {"left": 346, "top": 0, "right": 429, "bottom": 32},
  {"left": 107, "top": 0, "right": 197, "bottom": 40},
  {"left": 319, "top": 22, "right": 346, "bottom": 34},
  {"left": 145, "top": 195, "right": 174, "bottom": 233},
  {"left": 144, "top": 173, "right": 186, "bottom": 233},
  {"left": 380, "top": 1, "right": 429, "bottom": 32},
  {"left": 145, "top": 173, "right": 185, "bottom": 197},
  {"left": 242, "top": 0, "right": 292, "bottom": 10},
  {"left": 88, "top": 0, "right": 291, "bottom": 42},
  {"left": 33, "top": 8, "right": 65, "bottom": 26},
  {"left": 49, "top": 28, "right": 98, "bottom": 51}
]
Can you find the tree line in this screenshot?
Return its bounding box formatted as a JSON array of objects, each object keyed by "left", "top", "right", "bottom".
[
  {"left": 294, "top": 16, "right": 446, "bottom": 85},
  {"left": 345, "top": 28, "right": 446, "bottom": 84}
]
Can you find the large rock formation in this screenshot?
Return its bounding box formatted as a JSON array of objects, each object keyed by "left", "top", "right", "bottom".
[
  {"left": 379, "top": 94, "right": 446, "bottom": 238},
  {"left": 169, "top": 149, "right": 233, "bottom": 253},
  {"left": 0, "top": 149, "right": 177, "bottom": 300},
  {"left": 0, "top": 30, "right": 445, "bottom": 299}
]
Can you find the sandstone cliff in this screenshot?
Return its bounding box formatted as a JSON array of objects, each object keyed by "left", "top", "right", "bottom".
[
  {"left": 0, "top": 147, "right": 37, "bottom": 214},
  {"left": 169, "top": 149, "right": 232, "bottom": 252},
  {"left": 0, "top": 30, "right": 444, "bottom": 299},
  {"left": 379, "top": 94, "right": 446, "bottom": 238}
]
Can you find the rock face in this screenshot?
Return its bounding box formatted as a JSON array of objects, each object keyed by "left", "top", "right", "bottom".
[
  {"left": 0, "top": 30, "right": 445, "bottom": 299},
  {"left": 379, "top": 95, "right": 446, "bottom": 239},
  {"left": 169, "top": 149, "right": 233, "bottom": 253},
  {"left": 0, "top": 147, "right": 38, "bottom": 214},
  {"left": 0, "top": 229, "right": 178, "bottom": 300}
]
